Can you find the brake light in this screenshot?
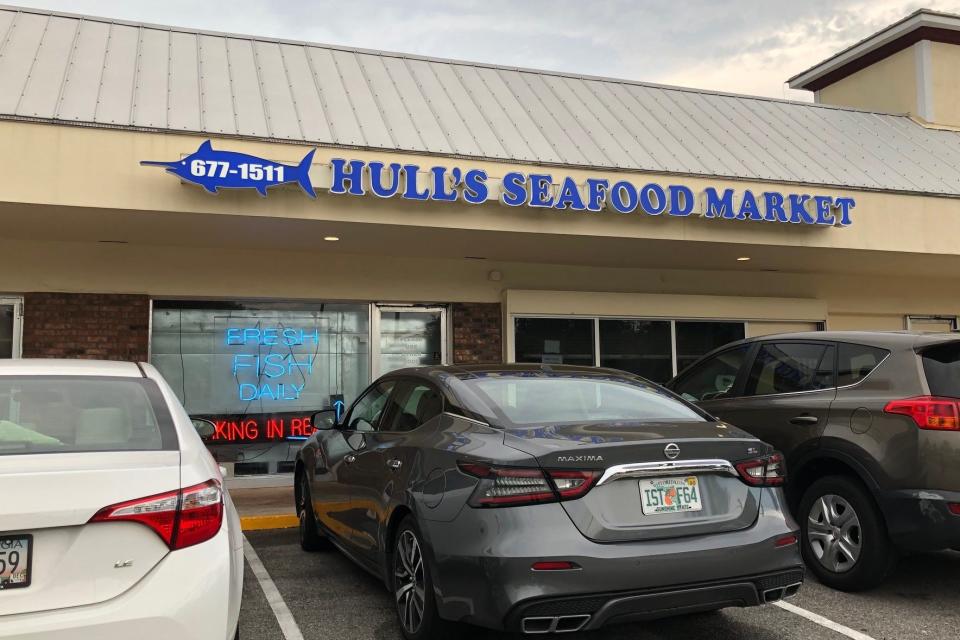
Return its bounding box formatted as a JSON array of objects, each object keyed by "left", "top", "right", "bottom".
[
  {"left": 884, "top": 396, "right": 960, "bottom": 431},
  {"left": 89, "top": 479, "right": 223, "bottom": 550},
  {"left": 735, "top": 453, "right": 786, "bottom": 487},
  {"left": 457, "top": 462, "right": 599, "bottom": 507},
  {"left": 948, "top": 503, "right": 960, "bottom": 516}
]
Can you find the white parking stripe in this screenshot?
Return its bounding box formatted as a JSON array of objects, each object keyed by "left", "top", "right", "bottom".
[
  {"left": 775, "top": 600, "right": 877, "bottom": 640},
  {"left": 243, "top": 535, "right": 305, "bottom": 640}
]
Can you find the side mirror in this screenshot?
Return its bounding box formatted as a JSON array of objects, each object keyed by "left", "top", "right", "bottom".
[
  {"left": 312, "top": 409, "right": 338, "bottom": 431},
  {"left": 191, "top": 418, "right": 216, "bottom": 441}
]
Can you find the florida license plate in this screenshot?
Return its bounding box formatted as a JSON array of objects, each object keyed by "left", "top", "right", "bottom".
[
  {"left": 0, "top": 535, "right": 32, "bottom": 590},
  {"left": 639, "top": 476, "right": 703, "bottom": 515}
]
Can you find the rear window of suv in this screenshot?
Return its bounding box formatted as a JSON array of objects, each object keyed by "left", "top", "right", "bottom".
[
  {"left": 0, "top": 376, "right": 177, "bottom": 455},
  {"left": 921, "top": 342, "right": 960, "bottom": 398}
]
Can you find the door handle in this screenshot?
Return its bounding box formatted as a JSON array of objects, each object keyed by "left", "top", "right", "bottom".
[
  {"left": 386, "top": 459, "right": 402, "bottom": 471},
  {"left": 790, "top": 415, "right": 819, "bottom": 425},
  {"left": 345, "top": 454, "right": 357, "bottom": 464}
]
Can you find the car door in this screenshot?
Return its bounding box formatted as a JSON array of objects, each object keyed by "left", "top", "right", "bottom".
[
  {"left": 706, "top": 341, "right": 837, "bottom": 459},
  {"left": 345, "top": 378, "right": 446, "bottom": 567},
  {"left": 335, "top": 379, "right": 397, "bottom": 562}
]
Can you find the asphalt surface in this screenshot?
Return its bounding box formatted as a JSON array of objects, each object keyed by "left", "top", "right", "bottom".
[{"left": 240, "top": 529, "right": 960, "bottom": 640}]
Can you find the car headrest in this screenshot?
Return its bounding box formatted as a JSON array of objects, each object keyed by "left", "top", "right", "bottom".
[{"left": 415, "top": 391, "right": 443, "bottom": 424}]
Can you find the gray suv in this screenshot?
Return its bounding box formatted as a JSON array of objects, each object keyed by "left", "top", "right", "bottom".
[{"left": 666, "top": 331, "right": 960, "bottom": 591}]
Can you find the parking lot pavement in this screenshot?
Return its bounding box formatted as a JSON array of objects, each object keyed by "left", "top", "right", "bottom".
[{"left": 240, "top": 529, "right": 960, "bottom": 640}]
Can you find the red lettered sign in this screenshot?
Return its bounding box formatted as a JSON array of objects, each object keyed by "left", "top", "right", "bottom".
[{"left": 196, "top": 412, "right": 317, "bottom": 443}]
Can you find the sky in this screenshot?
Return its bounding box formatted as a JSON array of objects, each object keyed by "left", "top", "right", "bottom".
[{"left": 10, "top": 0, "right": 960, "bottom": 100}]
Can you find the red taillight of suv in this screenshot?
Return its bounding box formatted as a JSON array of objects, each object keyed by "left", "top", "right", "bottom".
[
  {"left": 884, "top": 396, "right": 960, "bottom": 431},
  {"left": 458, "top": 462, "right": 599, "bottom": 507},
  {"left": 735, "top": 453, "right": 786, "bottom": 487},
  {"left": 89, "top": 479, "right": 224, "bottom": 550}
]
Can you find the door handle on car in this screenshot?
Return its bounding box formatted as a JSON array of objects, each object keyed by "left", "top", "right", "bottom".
[
  {"left": 344, "top": 454, "right": 357, "bottom": 464},
  {"left": 790, "top": 415, "right": 819, "bottom": 425},
  {"left": 386, "top": 459, "right": 402, "bottom": 471}
]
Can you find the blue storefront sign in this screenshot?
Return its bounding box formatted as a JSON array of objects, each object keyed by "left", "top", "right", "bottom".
[
  {"left": 141, "top": 140, "right": 316, "bottom": 197},
  {"left": 141, "top": 141, "right": 855, "bottom": 226},
  {"left": 328, "top": 159, "right": 855, "bottom": 227}
]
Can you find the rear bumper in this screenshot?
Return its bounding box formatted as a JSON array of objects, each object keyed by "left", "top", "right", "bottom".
[
  {"left": 881, "top": 488, "right": 960, "bottom": 551},
  {"left": 0, "top": 525, "right": 243, "bottom": 640},
  {"left": 509, "top": 569, "right": 803, "bottom": 633},
  {"left": 420, "top": 487, "right": 802, "bottom": 631}
]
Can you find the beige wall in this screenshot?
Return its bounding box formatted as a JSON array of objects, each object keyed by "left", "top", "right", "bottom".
[
  {"left": 818, "top": 46, "right": 918, "bottom": 115},
  {"left": 0, "top": 120, "right": 958, "bottom": 351},
  {"left": 929, "top": 41, "right": 960, "bottom": 127},
  {"left": 0, "top": 237, "right": 955, "bottom": 331},
  {"left": 1, "top": 121, "right": 960, "bottom": 261}
]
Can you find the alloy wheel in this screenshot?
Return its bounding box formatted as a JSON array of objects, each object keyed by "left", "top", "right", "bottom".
[
  {"left": 807, "top": 493, "right": 862, "bottom": 573},
  {"left": 394, "top": 529, "right": 426, "bottom": 635}
]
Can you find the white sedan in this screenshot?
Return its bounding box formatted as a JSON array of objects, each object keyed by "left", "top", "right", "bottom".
[{"left": 0, "top": 359, "right": 243, "bottom": 640}]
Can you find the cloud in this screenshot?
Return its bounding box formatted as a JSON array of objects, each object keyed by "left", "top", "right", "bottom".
[{"left": 12, "top": 0, "right": 960, "bottom": 99}]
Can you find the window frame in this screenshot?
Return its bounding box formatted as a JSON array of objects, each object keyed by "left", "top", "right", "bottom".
[
  {"left": 741, "top": 340, "right": 838, "bottom": 399},
  {"left": 835, "top": 341, "right": 891, "bottom": 390},
  {"left": 0, "top": 296, "right": 23, "bottom": 359},
  {"left": 511, "top": 313, "right": 749, "bottom": 381},
  {"left": 379, "top": 377, "right": 447, "bottom": 434},
  {"left": 669, "top": 343, "right": 755, "bottom": 401},
  {"left": 342, "top": 379, "right": 397, "bottom": 433}
]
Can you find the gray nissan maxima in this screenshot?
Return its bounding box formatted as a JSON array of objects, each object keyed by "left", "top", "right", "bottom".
[{"left": 295, "top": 365, "right": 803, "bottom": 638}]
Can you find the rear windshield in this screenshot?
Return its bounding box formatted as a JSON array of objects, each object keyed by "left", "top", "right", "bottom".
[
  {"left": 453, "top": 373, "right": 705, "bottom": 427},
  {"left": 0, "top": 376, "right": 177, "bottom": 455},
  {"left": 921, "top": 342, "right": 960, "bottom": 398}
]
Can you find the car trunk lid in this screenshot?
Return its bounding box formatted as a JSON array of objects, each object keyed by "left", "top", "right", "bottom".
[
  {"left": 0, "top": 451, "right": 179, "bottom": 616},
  {"left": 503, "top": 420, "right": 766, "bottom": 542}
]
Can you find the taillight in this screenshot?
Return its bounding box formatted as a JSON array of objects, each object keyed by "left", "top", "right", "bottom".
[
  {"left": 89, "top": 479, "right": 224, "bottom": 550},
  {"left": 735, "top": 452, "right": 786, "bottom": 487},
  {"left": 457, "top": 462, "right": 599, "bottom": 507},
  {"left": 884, "top": 396, "right": 960, "bottom": 431}
]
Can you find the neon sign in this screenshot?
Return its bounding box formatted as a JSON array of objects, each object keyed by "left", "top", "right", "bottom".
[
  {"left": 227, "top": 326, "right": 317, "bottom": 402},
  {"left": 196, "top": 411, "right": 316, "bottom": 443}
]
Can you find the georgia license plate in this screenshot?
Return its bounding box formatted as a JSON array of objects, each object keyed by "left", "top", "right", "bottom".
[
  {"left": 639, "top": 476, "right": 703, "bottom": 515},
  {"left": 0, "top": 535, "right": 32, "bottom": 590}
]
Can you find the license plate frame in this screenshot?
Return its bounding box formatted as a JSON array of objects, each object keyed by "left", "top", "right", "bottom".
[
  {"left": 0, "top": 534, "right": 33, "bottom": 590},
  {"left": 639, "top": 476, "right": 704, "bottom": 515}
]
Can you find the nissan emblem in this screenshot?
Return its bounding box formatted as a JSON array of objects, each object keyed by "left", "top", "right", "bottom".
[{"left": 664, "top": 443, "right": 680, "bottom": 460}]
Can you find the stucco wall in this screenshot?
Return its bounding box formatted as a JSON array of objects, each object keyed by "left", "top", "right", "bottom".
[{"left": 817, "top": 46, "right": 918, "bottom": 115}]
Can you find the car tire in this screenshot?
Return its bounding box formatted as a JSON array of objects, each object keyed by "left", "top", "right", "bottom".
[
  {"left": 297, "top": 473, "right": 327, "bottom": 552},
  {"left": 799, "top": 475, "right": 895, "bottom": 591},
  {"left": 392, "top": 515, "right": 454, "bottom": 640}
]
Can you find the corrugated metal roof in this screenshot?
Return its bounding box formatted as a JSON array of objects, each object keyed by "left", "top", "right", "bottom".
[{"left": 2, "top": 4, "right": 960, "bottom": 196}]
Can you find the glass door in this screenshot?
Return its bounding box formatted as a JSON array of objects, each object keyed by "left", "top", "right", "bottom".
[
  {"left": 373, "top": 305, "right": 447, "bottom": 377},
  {"left": 0, "top": 297, "right": 22, "bottom": 359}
]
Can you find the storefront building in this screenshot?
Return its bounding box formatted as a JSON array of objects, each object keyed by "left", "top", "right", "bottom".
[{"left": 1, "top": 6, "right": 959, "bottom": 477}]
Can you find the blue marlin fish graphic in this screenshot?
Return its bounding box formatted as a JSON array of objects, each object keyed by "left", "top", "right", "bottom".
[{"left": 141, "top": 140, "right": 316, "bottom": 198}]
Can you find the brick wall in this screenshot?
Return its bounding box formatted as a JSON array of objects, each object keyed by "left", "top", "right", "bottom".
[
  {"left": 22, "top": 293, "right": 150, "bottom": 361},
  {"left": 452, "top": 302, "right": 502, "bottom": 364}
]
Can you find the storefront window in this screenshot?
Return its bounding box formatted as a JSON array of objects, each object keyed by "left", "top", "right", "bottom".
[
  {"left": 378, "top": 308, "right": 444, "bottom": 374},
  {"left": 514, "top": 318, "right": 595, "bottom": 366},
  {"left": 599, "top": 320, "right": 672, "bottom": 382},
  {"left": 151, "top": 301, "right": 369, "bottom": 475},
  {"left": 514, "top": 316, "right": 745, "bottom": 382},
  {"left": 675, "top": 321, "right": 746, "bottom": 373}
]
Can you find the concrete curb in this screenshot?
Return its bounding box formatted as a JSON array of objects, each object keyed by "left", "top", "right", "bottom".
[{"left": 240, "top": 514, "right": 299, "bottom": 531}]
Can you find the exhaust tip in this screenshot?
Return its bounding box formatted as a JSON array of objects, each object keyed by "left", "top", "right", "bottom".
[
  {"left": 784, "top": 582, "right": 802, "bottom": 599},
  {"left": 521, "top": 614, "right": 591, "bottom": 634},
  {"left": 521, "top": 617, "right": 554, "bottom": 634},
  {"left": 556, "top": 614, "right": 590, "bottom": 633},
  {"left": 762, "top": 587, "right": 785, "bottom": 603}
]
